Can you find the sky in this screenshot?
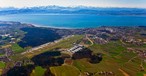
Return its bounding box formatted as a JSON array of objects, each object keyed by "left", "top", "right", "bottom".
[{"left": 0, "top": 0, "right": 146, "bottom": 8}]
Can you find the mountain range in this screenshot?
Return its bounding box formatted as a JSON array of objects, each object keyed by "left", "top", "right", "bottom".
[{"left": 0, "top": 5, "right": 146, "bottom": 15}]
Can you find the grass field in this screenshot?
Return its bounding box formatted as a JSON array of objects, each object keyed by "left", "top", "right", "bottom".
[
  {"left": 50, "top": 65, "right": 80, "bottom": 76},
  {"left": 0, "top": 53, "right": 5, "bottom": 56},
  {"left": 30, "top": 66, "right": 46, "bottom": 76},
  {"left": 73, "top": 58, "right": 124, "bottom": 76},
  {"left": 89, "top": 41, "right": 126, "bottom": 56},
  {"left": 0, "top": 61, "right": 5, "bottom": 69},
  {"left": 11, "top": 43, "right": 24, "bottom": 53},
  {"left": 0, "top": 61, "right": 5, "bottom": 75}
]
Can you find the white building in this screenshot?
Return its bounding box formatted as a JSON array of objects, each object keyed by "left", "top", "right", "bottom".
[{"left": 67, "top": 44, "right": 84, "bottom": 53}]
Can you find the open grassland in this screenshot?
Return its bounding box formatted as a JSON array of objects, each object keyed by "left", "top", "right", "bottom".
[
  {"left": 0, "top": 61, "right": 5, "bottom": 69},
  {"left": 73, "top": 57, "right": 141, "bottom": 76},
  {"left": 89, "top": 41, "right": 126, "bottom": 56},
  {"left": 73, "top": 58, "right": 124, "bottom": 76},
  {"left": 0, "top": 61, "right": 5, "bottom": 75},
  {"left": 0, "top": 53, "right": 5, "bottom": 56},
  {"left": 11, "top": 43, "right": 24, "bottom": 53},
  {"left": 30, "top": 66, "right": 46, "bottom": 76},
  {"left": 50, "top": 65, "right": 80, "bottom": 76}
]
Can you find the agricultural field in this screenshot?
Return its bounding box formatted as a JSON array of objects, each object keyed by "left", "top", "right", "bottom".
[
  {"left": 50, "top": 65, "right": 80, "bottom": 76},
  {"left": 0, "top": 24, "right": 146, "bottom": 76},
  {"left": 0, "top": 61, "right": 5, "bottom": 69},
  {"left": 30, "top": 66, "right": 46, "bottom": 76},
  {"left": 11, "top": 43, "right": 24, "bottom": 53},
  {"left": 9, "top": 35, "right": 146, "bottom": 76},
  {"left": 24, "top": 39, "right": 145, "bottom": 76},
  {"left": 74, "top": 41, "right": 146, "bottom": 76},
  {"left": 0, "top": 61, "right": 5, "bottom": 75}
]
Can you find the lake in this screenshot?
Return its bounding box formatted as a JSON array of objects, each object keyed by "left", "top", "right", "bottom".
[{"left": 0, "top": 14, "right": 146, "bottom": 29}]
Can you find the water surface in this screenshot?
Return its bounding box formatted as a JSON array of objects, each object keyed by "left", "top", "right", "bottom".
[{"left": 0, "top": 14, "right": 146, "bottom": 28}]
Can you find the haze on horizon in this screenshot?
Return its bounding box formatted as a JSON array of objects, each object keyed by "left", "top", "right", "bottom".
[{"left": 0, "top": 0, "right": 146, "bottom": 8}]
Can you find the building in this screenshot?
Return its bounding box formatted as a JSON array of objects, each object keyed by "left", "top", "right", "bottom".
[{"left": 67, "top": 44, "right": 84, "bottom": 53}]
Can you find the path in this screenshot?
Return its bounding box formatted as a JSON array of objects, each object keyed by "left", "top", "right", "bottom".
[
  {"left": 127, "top": 56, "right": 138, "bottom": 63},
  {"left": 86, "top": 34, "right": 94, "bottom": 46},
  {"left": 119, "top": 68, "right": 129, "bottom": 76},
  {"left": 120, "top": 39, "right": 126, "bottom": 45}
]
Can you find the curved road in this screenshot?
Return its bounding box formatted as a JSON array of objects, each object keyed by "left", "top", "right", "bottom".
[{"left": 86, "top": 34, "right": 94, "bottom": 46}]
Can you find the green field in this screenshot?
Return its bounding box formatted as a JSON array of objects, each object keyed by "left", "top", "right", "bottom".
[
  {"left": 73, "top": 58, "right": 124, "bottom": 76},
  {"left": 26, "top": 37, "right": 145, "bottom": 76},
  {"left": 0, "top": 61, "right": 5, "bottom": 69},
  {"left": 89, "top": 41, "right": 126, "bottom": 55},
  {"left": 73, "top": 41, "right": 145, "bottom": 76},
  {"left": 0, "top": 53, "right": 5, "bottom": 56},
  {"left": 30, "top": 66, "right": 46, "bottom": 76},
  {"left": 50, "top": 65, "right": 80, "bottom": 76},
  {"left": 11, "top": 43, "right": 24, "bottom": 53}
]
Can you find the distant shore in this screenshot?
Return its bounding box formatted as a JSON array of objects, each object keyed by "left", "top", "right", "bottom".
[
  {"left": 0, "top": 20, "right": 146, "bottom": 30},
  {"left": 22, "top": 22, "right": 146, "bottom": 29},
  {"left": 29, "top": 23, "right": 75, "bottom": 29}
]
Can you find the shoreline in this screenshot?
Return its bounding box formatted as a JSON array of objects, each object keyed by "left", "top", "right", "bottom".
[
  {"left": 21, "top": 22, "right": 146, "bottom": 29},
  {"left": 29, "top": 23, "right": 76, "bottom": 29},
  {"left": 15, "top": 21, "right": 100, "bottom": 29},
  {"left": 0, "top": 20, "right": 77, "bottom": 29}
]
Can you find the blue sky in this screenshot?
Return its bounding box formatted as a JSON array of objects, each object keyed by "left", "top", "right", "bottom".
[{"left": 0, "top": 0, "right": 146, "bottom": 8}]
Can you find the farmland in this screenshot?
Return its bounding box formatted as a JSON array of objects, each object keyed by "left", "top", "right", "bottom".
[
  {"left": 0, "top": 22, "right": 146, "bottom": 76},
  {"left": 50, "top": 65, "right": 80, "bottom": 76}
]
